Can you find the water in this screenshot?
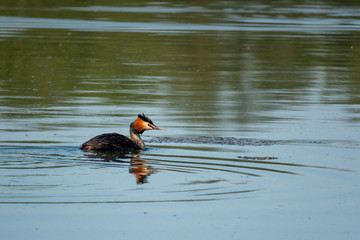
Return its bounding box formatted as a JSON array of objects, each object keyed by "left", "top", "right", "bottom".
[{"left": 1, "top": 1, "right": 360, "bottom": 239}]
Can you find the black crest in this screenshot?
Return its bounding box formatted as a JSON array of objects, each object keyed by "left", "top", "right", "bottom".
[{"left": 138, "top": 113, "right": 154, "bottom": 124}]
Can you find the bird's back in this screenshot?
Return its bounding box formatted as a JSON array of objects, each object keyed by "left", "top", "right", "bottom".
[{"left": 79, "top": 133, "right": 141, "bottom": 151}]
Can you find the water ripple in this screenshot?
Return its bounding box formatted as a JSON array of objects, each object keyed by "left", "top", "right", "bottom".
[
  {"left": 149, "top": 136, "right": 278, "bottom": 146},
  {"left": 0, "top": 144, "right": 352, "bottom": 204}
]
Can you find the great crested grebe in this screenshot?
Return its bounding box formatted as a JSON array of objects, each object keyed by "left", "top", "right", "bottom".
[{"left": 80, "top": 113, "right": 163, "bottom": 151}]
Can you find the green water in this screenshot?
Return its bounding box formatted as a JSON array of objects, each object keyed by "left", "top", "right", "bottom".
[{"left": 1, "top": 1, "right": 360, "bottom": 239}]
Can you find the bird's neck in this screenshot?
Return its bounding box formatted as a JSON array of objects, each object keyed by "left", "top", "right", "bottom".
[{"left": 130, "top": 125, "right": 145, "bottom": 149}]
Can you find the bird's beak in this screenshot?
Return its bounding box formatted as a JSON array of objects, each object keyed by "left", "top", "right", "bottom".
[{"left": 149, "top": 124, "right": 165, "bottom": 130}]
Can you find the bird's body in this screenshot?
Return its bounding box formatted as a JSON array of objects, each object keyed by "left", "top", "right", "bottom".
[
  {"left": 80, "top": 114, "right": 163, "bottom": 151},
  {"left": 80, "top": 133, "right": 141, "bottom": 151}
]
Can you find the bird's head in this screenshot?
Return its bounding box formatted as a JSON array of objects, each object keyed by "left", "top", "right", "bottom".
[{"left": 131, "top": 113, "right": 164, "bottom": 134}]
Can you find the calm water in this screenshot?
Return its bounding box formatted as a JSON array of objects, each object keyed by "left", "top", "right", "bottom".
[{"left": 1, "top": 1, "right": 360, "bottom": 239}]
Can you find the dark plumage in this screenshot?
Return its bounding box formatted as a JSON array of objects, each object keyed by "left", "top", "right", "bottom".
[
  {"left": 138, "top": 113, "right": 154, "bottom": 125},
  {"left": 79, "top": 133, "right": 141, "bottom": 151}
]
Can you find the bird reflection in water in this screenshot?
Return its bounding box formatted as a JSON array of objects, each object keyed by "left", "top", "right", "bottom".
[
  {"left": 81, "top": 150, "right": 156, "bottom": 184},
  {"left": 129, "top": 154, "right": 155, "bottom": 184}
]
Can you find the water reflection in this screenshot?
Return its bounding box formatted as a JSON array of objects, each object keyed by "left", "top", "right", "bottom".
[
  {"left": 81, "top": 149, "right": 134, "bottom": 162},
  {"left": 129, "top": 155, "right": 156, "bottom": 184},
  {"left": 0, "top": 143, "right": 353, "bottom": 204},
  {"left": 0, "top": 2, "right": 359, "bottom": 119},
  {"left": 82, "top": 149, "right": 157, "bottom": 184}
]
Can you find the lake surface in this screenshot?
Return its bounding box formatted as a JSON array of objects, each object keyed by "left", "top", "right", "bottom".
[{"left": 1, "top": 1, "right": 360, "bottom": 239}]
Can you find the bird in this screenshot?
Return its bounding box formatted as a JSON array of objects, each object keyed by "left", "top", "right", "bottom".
[{"left": 80, "top": 113, "right": 164, "bottom": 151}]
